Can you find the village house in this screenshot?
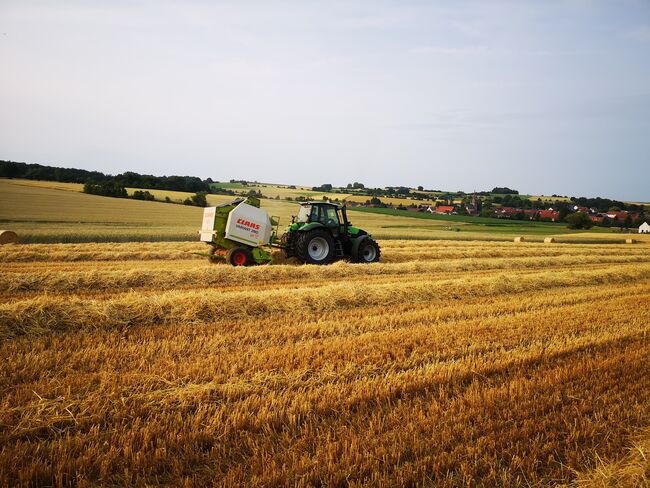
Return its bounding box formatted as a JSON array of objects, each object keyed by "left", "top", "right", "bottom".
[
  {"left": 431, "top": 205, "right": 456, "bottom": 215},
  {"left": 604, "top": 210, "right": 638, "bottom": 222},
  {"left": 494, "top": 207, "right": 520, "bottom": 218},
  {"left": 538, "top": 210, "right": 560, "bottom": 221},
  {"left": 572, "top": 205, "right": 593, "bottom": 213},
  {"left": 523, "top": 209, "right": 540, "bottom": 220},
  {"left": 640, "top": 222, "right": 650, "bottom": 234}
]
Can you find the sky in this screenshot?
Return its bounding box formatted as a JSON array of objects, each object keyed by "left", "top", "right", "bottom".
[{"left": 1, "top": 1, "right": 649, "bottom": 201}]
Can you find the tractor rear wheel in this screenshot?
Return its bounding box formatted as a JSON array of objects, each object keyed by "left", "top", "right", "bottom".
[
  {"left": 356, "top": 238, "right": 381, "bottom": 263},
  {"left": 227, "top": 247, "right": 253, "bottom": 266},
  {"left": 296, "top": 229, "right": 335, "bottom": 265}
]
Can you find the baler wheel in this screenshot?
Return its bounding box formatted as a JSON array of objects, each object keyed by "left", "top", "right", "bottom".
[{"left": 227, "top": 247, "right": 253, "bottom": 266}]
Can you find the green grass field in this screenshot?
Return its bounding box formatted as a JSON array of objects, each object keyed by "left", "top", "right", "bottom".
[{"left": 348, "top": 206, "right": 618, "bottom": 237}]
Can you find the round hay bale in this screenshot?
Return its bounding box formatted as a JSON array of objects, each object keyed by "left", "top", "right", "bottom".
[
  {"left": 514, "top": 236, "right": 525, "bottom": 243},
  {"left": 0, "top": 230, "right": 18, "bottom": 244},
  {"left": 544, "top": 237, "right": 555, "bottom": 243},
  {"left": 625, "top": 238, "right": 635, "bottom": 244}
]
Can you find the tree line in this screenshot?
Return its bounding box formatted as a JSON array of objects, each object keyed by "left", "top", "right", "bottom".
[
  {"left": 1, "top": 160, "right": 211, "bottom": 206},
  {"left": 0, "top": 160, "right": 211, "bottom": 193}
]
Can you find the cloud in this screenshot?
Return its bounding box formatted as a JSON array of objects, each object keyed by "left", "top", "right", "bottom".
[{"left": 626, "top": 25, "right": 650, "bottom": 42}]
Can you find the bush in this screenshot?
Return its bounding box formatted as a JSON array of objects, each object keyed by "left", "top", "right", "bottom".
[
  {"left": 566, "top": 212, "right": 593, "bottom": 229},
  {"left": 83, "top": 181, "right": 127, "bottom": 198},
  {"left": 131, "top": 190, "right": 155, "bottom": 201},
  {"left": 191, "top": 192, "right": 208, "bottom": 207},
  {"left": 182, "top": 192, "right": 208, "bottom": 207}
]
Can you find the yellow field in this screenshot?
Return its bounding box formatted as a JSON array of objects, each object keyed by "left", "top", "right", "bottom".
[
  {"left": 343, "top": 194, "right": 438, "bottom": 206},
  {"left": 1, "top": 239, "right": 649, "bottom": 486},
  {"left": 0, "top": 179, "right": 453, "bottom": 242},
  {"left": 241, "top": 184, "right": 353, "bottom": 202},
  {"left": 530, "top": 195, "right": 572, "bottom": 202}
]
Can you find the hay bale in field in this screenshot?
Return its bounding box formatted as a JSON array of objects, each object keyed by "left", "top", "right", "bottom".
[
  {"left": 625, "top": 238, "right": 635, "bottom": 244},
  {"left": 544, "top": 237, "right": 555, "bottom": 243},
  {"left": 514, "top": 236, "right": 525, "bottom": 243},
  {"left": 0, "top": 230, "right": 18, "bottom": 244}
]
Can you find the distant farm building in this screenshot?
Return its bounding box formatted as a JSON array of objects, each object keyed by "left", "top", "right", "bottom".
[
  {"left": 538, "top": 210, "right": 560, "bottom": 222},
  {"left": 494, "top": 207, "right": 519, "bottom": 218},
  {"left": 604, "top": 210, "right": 638, "bottom": 222},
  {"left": 640, "top": 222, "right": 650, "bottom": 234},
  {"left": 431, "top": 205, "right": 456, "bottom": 215}
]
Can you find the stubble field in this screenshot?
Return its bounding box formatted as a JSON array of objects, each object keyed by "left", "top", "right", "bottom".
[{"left": 1, "top": 239, "right": 650, "bottom": 486}]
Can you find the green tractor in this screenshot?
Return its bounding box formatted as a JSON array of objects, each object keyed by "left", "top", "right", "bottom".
[{"left": 281, "top": 202, "right": 380, "bottom": 264}]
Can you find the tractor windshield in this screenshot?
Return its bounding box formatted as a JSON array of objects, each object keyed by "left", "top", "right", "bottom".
[{"left": 297, "top": 205, "right": 312, "bottom": 223}]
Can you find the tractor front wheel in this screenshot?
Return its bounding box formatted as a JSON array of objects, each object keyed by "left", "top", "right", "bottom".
[
  {"left": 296, "top": 230, "right": 335, "bottom": 265},
  {"left": 227, "top": 247, "right": 253, "bottom": 266},
  {"left": 356, "top": 238, "right": 381, "bottom": 263}
]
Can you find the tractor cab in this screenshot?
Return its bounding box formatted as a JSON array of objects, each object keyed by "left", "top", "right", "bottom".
[{"left": 296, "top": 202, "right": 349, "bottom": 237}]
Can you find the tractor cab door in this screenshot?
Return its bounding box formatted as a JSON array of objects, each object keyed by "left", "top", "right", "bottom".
[
  {"left": 309, "top": 205, "right": 341, "bottom": 236},
  {"left": 338, "top": 207, "right": 349, "bottom": 231},
  {"left": 323, "top": 206, "right": 341, "bottom": 237}
]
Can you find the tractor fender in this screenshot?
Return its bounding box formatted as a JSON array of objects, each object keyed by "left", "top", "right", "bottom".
[
  {"left": 351, "top": 235, "right": 370, "bottom": 261},
  {"left": 297, "top": 222, "right": 326, "bottom": 232}
]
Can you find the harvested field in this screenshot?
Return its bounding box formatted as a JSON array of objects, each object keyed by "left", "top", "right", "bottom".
[{"left": 1, "top": 239, "right": 650, "bottom": 486}]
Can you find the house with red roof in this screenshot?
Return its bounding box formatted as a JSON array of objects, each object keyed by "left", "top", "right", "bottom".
[
  {"left": 523, "top": 209, "right": 540, "bottom": 220},
  {"left": 432, "top": 205, "right": 456, "bottom": 215},
  {"left": 494, "top": 207, "right": 520, "bottom": 218},
  {"left": 605, "top": 211, "right": 638, "bottom": 222},
  {"left": 538, "top": 210, "right": 560, "bottom": 221}
]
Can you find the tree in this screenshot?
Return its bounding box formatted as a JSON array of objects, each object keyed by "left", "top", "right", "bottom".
[
  {"left": 566, "top": 212, "right": 593, "bottom": 229},
  {"left": 623, "top": 214, "right": 633, "bottom": 229},
  {"left": 558, "top": 206, "right": 571, "bottom": 221},
  {"left": 312, "top": 184, "right": 332, "bottom": 192},
  {"left": 83, "top": 180, "right": 127, "bottom": 198},
  {"left": 417, "top": 185, "right": 424, "bottom": 191},
  {"left": 491, "top": 187, "right": 518, "bottom": 195},
  {"left": 131, "top": 190, "right": 154, "bottom": 201},
  {"left": 366, "top": 197, "right": 381, "bottom": 205},
  {"left": 189, "top": 192, "right": 208, "bottom": 207},
  {"left": 633, "top": 216, "right": 646, "bottom": 228}
]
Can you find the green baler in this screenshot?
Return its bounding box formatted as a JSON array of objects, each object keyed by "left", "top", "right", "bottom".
[{"left": 199, "top": 197, "right": 279, "bottom": 266}]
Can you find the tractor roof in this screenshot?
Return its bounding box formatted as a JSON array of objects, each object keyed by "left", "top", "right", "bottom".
[{"left": 299, "top": 201, "right": 342, "bottom": 208}]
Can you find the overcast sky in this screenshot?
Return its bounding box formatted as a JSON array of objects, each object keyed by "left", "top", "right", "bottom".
[{"left": 1, "top": 1, "right": 649, "bottom": 200}]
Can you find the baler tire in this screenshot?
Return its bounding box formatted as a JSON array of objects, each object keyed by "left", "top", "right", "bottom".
[
  {"left": 295, "top": 229, "right": 335, "bottom": 265},
  {"left": 356, "top": 238, "right": 381, "bottom": 263},
  {"left": 227, "top": 247, "right": 253, "bottom": 266}
]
